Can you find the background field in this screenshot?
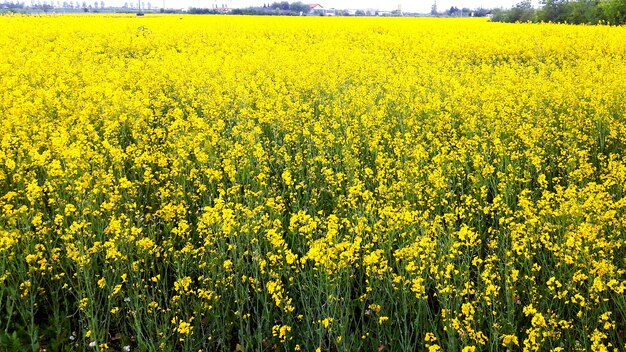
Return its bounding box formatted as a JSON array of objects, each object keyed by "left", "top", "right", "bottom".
[{"left": 1, "top": 15, "right": 626, "bottom": 351}]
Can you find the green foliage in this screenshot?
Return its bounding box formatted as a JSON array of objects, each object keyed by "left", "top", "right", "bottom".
[
  {"left": 188, "top": 8, "right": 220, "bottom": 14},
  {"left": 0, "top": 332, "right": 22, "bottom": 352},
  {"left": 270, "top": 1, "right": 290, "bottom": 10},
  {"left": 565, "top": 0, "right": 602, "bottom": 23},
  {"left": 289, "top": 2, "right": 311, "bottom": 13},
  {"left": 492, "top": 0, "right": 626, "bottom": 25},
  {"left": 230, "top": 2, "right": 311, "bottom": 16},
  {"left": 537, "top": 0, "right": 570, "bottom": 22},
  {"left": 510, "top": 0, "right": 535, "bottom": 21},
  {"left": 492, "top": 1, "right": 535, "bottom": 22},
  {"left": 600, "top": 0, "right": 626, "bottom": 24}
]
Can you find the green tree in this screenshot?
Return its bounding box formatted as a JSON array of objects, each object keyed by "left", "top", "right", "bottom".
[
  {"left": 566, "top": 0, "right": 601, "bottom": 24},
  {"left": 270, "top": 1, "right": 290, "bottom": 10},
  {"left": 536, "top": 0, "right": 568, "bottom": 22},
  {"left": 508, "top": 0, "right": 535, "bottom": 22},
  {"left": 290, "top": 2, "right": 310, "bottom": 13},
  {"left": 600, "top": 0, "right": 626, "bottom": 24}
]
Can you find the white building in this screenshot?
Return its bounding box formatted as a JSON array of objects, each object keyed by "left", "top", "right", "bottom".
[{"left": 308, "top": 3, "right": 334, "bottom": 15}]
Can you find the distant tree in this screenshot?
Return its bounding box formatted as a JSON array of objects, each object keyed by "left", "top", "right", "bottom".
[
  {"left": 446, "top": 6, "right": 459, "bottom": 15},
  {"left": 600, "top": 0, "right": 626, "bottom": 24},
  {"left": 270, "top": 1, "right": 289, "bottom": 10},
  {"left": 188, "top": 7, "right": 218, "bottom": 14},
  {"left": 490, "top": 8, "right": 508, "bottom": 21},
  {"left": 290, "top": 1, "right": 309, "bottom": 13},
  {"left": 536, "top": 0, "right": 568, "bottom": 22},
  {"left": 491, "top": 0, "right": 534, "bottom": 22},
  {"left": 472, "top": 7, "right": 490, "bottom": 17},
  {"left": 508, "top": 0, "right": 534, "bottom": 21},
  {"left": 566, "top": 0, "right": 601, "bottom": 24},
  {"left": 430, "top": 1, "right": 437, "bottom": 15}
]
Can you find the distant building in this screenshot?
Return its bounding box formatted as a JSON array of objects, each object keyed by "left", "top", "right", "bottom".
[{"left": 308, "top": 3, "right": 334, "bottom": 16}]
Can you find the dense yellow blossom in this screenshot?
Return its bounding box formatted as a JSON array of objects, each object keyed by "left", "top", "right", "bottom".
[{"left": 1, "top": 13, "right": 625, "bottom": 352}]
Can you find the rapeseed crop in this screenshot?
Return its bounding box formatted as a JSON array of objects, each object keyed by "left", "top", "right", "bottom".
[{"left": 1, "top": 14, "right": 626, "bottom": 351}]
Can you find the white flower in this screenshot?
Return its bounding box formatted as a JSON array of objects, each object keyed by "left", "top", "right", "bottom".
[
  {"left": 89, "top": 341, "right": 97, "bottom": 348},
  {"left": 123, "top": 346, "right": 131, "bottom": 352}
]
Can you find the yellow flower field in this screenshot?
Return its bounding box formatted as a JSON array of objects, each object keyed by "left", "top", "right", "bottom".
[{"left": 1, "top": 14, "right": 626, "bottom": 351}]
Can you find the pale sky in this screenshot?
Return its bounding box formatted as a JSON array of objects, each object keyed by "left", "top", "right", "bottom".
[{"left": 108, "top": 0, "right": 530, "bottom": 13}]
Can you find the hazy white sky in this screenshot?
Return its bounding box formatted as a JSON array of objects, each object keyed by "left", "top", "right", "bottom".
[{"left": 112, "top": 0, "right": 529, "bottom": 13}]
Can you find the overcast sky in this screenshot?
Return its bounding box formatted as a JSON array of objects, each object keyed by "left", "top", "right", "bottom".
[{"left": 109, "top": 0, "right": 533, "bottom": 13}]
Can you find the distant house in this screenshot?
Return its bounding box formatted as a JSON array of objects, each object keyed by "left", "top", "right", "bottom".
[{"left": 308, "top": 3, "right": 335, "bottom": 16}]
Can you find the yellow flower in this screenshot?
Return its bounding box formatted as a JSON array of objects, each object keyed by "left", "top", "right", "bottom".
[
  {"left": 79, "top": 298, "right": 89, "bottom": 311},
  {"left": 173, "top": 317, "right": 194, "bottom": 336},
  {"left": 319, "top": 317, "right": 333, "bottom": 329},
  {"left": 272, "top": 324, "right": 292, "bottom": 342},
  {"left": 282, "top": 170, "right": 294, "bottom": 186},
  {"left": 223, "top": 259, "right": 233, "bottom": 271},
  {"left": 501, "top": 334, "right": 519, "bottom": 347},
  {"left": 174, "top": 277, "right": 192, "bottom": 292}
]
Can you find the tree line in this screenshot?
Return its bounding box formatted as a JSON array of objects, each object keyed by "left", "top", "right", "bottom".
[
  {"left": 227, "top": 2, "right": 312, "bottom": 15},
  {"left": 492, "top": 0, "right": 626, "bottom": 25}
]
